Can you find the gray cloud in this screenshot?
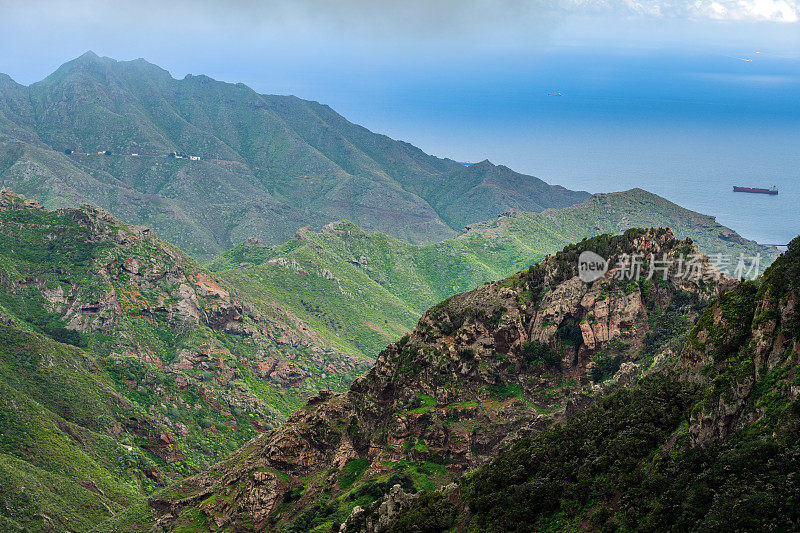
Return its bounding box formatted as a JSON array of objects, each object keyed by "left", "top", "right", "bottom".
[
  {"left": 1, "top": 0, "right": 797, "bottom": 86},
  {"left": 564, "top": 0, "right": 799, "bottom": 22},
  {"left": 6, "top": 0, "right": 795, "bottom": 28},
  {"left": 1, "top": 0, "right": 560, "bottom": 43},
  {"left": 2, "top": 0, "right": 795, "bottom": 58}
]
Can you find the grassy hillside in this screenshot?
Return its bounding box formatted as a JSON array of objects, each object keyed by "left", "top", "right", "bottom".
[
  {"left": 0, "top": 190, "right": 368, "bottom": 530},
  {"left": 207, "top": 221, "right": 533, "bottom": 358},
  {"left": 208, "top": 188, "right": 778, "bottom": 359},
  {"left": 0, "top": 326, "right": 149, "bottom": 531},
  {"left": 0, "top": 52, "right": 589, "bottom": 260},
  {"left": 481, "top": 187, "right": 772, "bottom": 262}
]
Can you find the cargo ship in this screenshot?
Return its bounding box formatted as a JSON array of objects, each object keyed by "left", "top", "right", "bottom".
[{"left": 733, "top": 185, "right": 778, "bottom": 195}]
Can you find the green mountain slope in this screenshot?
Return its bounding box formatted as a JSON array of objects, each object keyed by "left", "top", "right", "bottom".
[
  {"left": 207, "top": 188, "right": 777, "bottom": 360},
  {"left": 369, "top": 235, "right": 800, "bottom": 532},
  {"left": 144, "top": 228, "right": 738, "bottom": 531},
  {"left": 0, "top": 52, "right": 589, "bottom": 260},
  {"left": 0, "top": 327, "right": 149, "bottom": 532},
  {"left": 471, "top": 187, "right": 771, "bottom": 261},
  {"left": 0, "top": 190, "right": 368, "bottom": 530}
]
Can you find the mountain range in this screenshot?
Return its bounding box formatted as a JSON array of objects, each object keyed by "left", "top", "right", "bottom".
[
  {"left": 143, "top": 229, "right": 800, "bottom": 532},
  {"left": 0, "top": 52, "right": 795, "bottom": 533},
  {"left": 208, "top": 188, "right": 777, "bottom": 359},
  {"left": 0, "top": 191, "right": 793, "bottom": 531},
  {"left": 0, "top": 52, "right": 589, "bottom": 260}
]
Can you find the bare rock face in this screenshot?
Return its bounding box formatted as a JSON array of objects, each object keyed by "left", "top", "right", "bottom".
[
  {"left": 680, "top": 237, "right": 800, "bottom": 447},
  {"left": 150, "top": 228, "right": 735, "bottom": 531}
]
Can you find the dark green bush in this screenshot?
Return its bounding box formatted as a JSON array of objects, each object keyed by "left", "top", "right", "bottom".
[{"left": 521, "top": 341, "right": 561, "bottom": 369}]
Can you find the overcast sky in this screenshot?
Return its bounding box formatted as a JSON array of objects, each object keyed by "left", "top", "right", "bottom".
[{"left": 1, "top": 0, "right": 799, "bottom": 86}]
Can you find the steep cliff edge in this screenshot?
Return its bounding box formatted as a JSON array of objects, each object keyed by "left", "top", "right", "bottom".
[
  {"left": 149, "top": 228, "right": 733, "bottom": 531},
  {"left": 359, "top": 236, "right": 800, "bottom": 532},
  {"left": 681, "top": 234, "right": 800, "bottom": 446}
]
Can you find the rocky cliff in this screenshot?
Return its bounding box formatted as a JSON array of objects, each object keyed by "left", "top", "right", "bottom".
[
  {"left": 681, "top": 234, "right": 800, "bottom": 446},
  {"left": 0, "top": 190, "right": 370, "bottom": 530},
  {"left": 366, "top": 235, "right": 800, "bottom": 532},
  {"left": 149, "top": 228, "right": 733, "bottom": 531}
]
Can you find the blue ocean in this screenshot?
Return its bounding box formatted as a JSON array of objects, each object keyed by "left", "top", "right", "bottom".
[{"left": 311, "top": 47, "right": 800, "bottom": 246}]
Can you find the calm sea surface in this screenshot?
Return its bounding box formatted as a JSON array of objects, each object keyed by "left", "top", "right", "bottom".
[
  {"left": 526, "top": 125, "right": 800, "bottom": 246},
  {"left": 325, "top": 48, "right": 800, "bottom": 246}
]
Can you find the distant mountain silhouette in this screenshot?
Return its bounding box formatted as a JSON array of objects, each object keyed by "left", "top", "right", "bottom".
[{"left": 0, "top": 52, "right": 590, "bottom": 259}]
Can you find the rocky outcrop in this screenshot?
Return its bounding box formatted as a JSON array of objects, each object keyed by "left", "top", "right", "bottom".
[
  {"left": 340, "top": 484, "right": 418, "bottom": 533},
  {"left": 150, "top": 228, "right": 734, "bottom": 531},
  {"left": 0, "top": 191, "right": 370, "bottom": 489},
  {"left": 0, "top": 190, "right": 366, "bottom": 377},
  {"left": 680, "top": 236, "right": 800, "bottom": 446}
]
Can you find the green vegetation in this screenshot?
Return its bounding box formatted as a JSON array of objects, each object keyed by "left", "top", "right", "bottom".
[
  {"left": 117, "top": 227, "right": 794, "bottom": 532},
  {"left": 0, "top": 326, "right": 149, "bottom": 531},
  {"left": 390, "top": 236, "right": 800, "bottom": 532},
  {"left": 407, "top": 394, "right": 437, "bottom": 415},
  {"left": 487, "top": 383, "right": 523, "bottom": 400},
  {"left": 590, "top": 353, "right": 622, "bottom": 382},
  {"left": 0, "top": 195, "right": 367, "bottom": 530},
  {"left": 461, "top": 375, "right": 698, "bottom": 530},
  {"left": 395, "top": 374, "right": 800, "bottom": 531},
  {"left": 208, "top": 190, "right": 768, "bottom": 358},
  {"left": 339, "top": 458, "right": 370, "bottom": 490},
  {"left": 206, "top": 221, "right": 549, "bottom": 358},
  {"left": 0, "top": 52, "right": 589, "bottom": 261},
  {"left": 206, "top": 190, "right": 776, "bottom": 361}
]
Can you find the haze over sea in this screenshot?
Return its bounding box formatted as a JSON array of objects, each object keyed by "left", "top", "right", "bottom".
[
  {"left": 325, "top": 46, "right": 800, "bottom": 248},
  {"left": 3, "top": 4, "right": 799, "bottom": 246}
]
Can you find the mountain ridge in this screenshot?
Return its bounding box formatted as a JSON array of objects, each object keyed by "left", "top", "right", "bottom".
[
  {"left": 0, "top": 52, "right": 590, "bottom": 260},
  {"left": 0, "top": 190, "right": 370, "bottom": 531},
  {"left": 360, "top": 235, "right": 800, "bottom": 532},
  {"left": 145, "top": 228, "right": 737, "bottom": 531},
  {"left": 207, "top": 187, "right": 777, "bottom": 360}
]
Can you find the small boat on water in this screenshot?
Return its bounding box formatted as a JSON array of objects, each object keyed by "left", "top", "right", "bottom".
[{"left": 733, "top": 185, "right": 778, "bottom": 195}]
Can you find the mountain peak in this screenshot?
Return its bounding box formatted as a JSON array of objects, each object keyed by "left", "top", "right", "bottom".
[
  {"left": 41, "top": 52, "right": 173, "bottom": 86},
  {"left": 38, "top": 51, "right": 115, "bottom": 84},
  {"left": 0, "top": 72, "right": 20, "bottom": 87},
  {"left": 12, "top": 53, "right": 591, "bottom": 258},
  {"left": 77, "top": 50, "right": 100, "bottom": 61},
  {"left": 70, "top": 50, "right": 114, "bottom": 67}
]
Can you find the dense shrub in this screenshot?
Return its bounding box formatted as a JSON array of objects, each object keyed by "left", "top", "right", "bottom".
[
  {"left": 396, "top": 369, "right": 800, "bottom": 531},
  {"left": 521, "top": 341, "right": 561, "bottom": 369},
  {"left": 388, "top": 491, "right": 456, "bottom": 533}
]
